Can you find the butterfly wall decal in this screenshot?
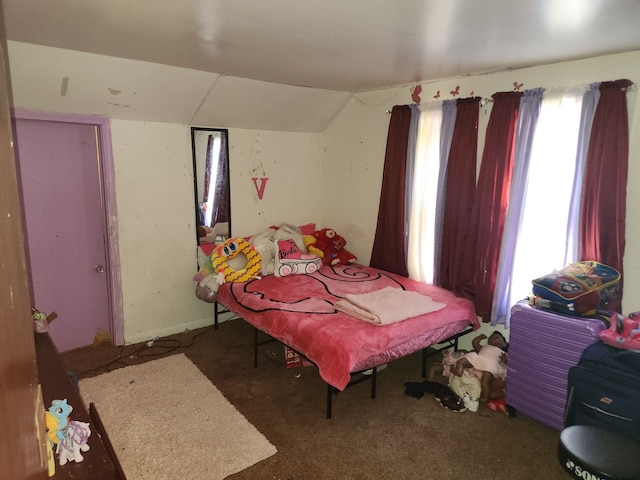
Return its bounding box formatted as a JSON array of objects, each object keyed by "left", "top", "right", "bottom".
[{"left": 411, "top": 85, "right": 422, "bottom": 104}]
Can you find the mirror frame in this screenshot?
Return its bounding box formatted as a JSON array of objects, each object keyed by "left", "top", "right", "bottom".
[{"left": 190, "top": 127, "right": 231, "bottom": 244}]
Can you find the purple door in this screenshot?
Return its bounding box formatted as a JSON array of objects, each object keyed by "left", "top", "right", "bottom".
[{"left": 14, "top": 118, "right": 111, "bottom": 352}]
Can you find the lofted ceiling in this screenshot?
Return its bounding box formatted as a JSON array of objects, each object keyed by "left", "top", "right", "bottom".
[
  {"left": 4, "top": 0, "right": 640, "bottom": 93},
  {"left": 4, "top": 1, "right": 640, "bottom": 132}
]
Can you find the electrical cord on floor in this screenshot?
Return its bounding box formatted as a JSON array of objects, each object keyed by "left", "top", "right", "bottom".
[{"left": 75, "top": 321, "right": 231, "bottom": 376}]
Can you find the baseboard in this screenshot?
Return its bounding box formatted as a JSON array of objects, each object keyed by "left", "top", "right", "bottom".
[{"left": 123, "top": 311, "right": 235, "bottom": 345}]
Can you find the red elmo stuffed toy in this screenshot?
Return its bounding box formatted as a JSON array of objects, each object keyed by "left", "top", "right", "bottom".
[{"left": 312, "top": 228, "right": 357, "bottom": 266}]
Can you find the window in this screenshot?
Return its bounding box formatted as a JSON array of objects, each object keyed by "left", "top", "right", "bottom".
[
  {"left": 407, "top": 85, "right": 616, "bottom": 326},
  {"left": 493, "top": 89, "right": 586, "bottom": 325},
  {"left": 408, "top": 104, "right": 444, "bottom": 284},
  {"left": 374, "top": 80, "right": 629, "bottom": 326}
]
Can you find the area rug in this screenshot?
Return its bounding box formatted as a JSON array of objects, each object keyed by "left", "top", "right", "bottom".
[{"left": 79, "top": 354, "right": 277, "bottom": 479}]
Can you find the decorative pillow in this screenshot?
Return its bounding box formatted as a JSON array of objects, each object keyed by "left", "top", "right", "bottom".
[
  {"left": 274, "top": 238, "right": 322, "bottom": 277},
  {"left": 211, "top": 237, "right": 262, "bottom": 283},
  {"left": 297, "top": 223, "right": 316, "bottom": 235},
  {"left": 531, "top": 261, "right": 620, "bottom": 316}
]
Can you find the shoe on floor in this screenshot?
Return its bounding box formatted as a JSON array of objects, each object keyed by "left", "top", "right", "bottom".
[
  {"left": 487, "top": 397, "right": 507, "bottom": 413},
  {"left": 461, "top": 393, "right": 479, "bottom": 412},
  {"left": 403, "top": 380, "right": 444, "bottom": 399},
  {"left": 434, "top": 385, "right": 456, "bottom": 402},
  {"left": 438, "top": 391, "right": 467, "bottom": 413}
]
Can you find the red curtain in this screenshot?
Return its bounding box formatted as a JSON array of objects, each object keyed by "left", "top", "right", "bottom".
[
  {"left": 439, "top": 97, "right": 480, "bottom": 295},
  {"left": 370, "top": 105, "right": 411, "bottom": 277},
  {"left": 579, "top": 79, "right": 632, "bottom": 312},
  {"left": 467, "top": 92, "right": 522, "bottom": 320}
]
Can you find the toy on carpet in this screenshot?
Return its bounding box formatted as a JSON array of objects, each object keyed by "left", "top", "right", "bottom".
[
  {"left": 309, "top": 228, "right": 357, "bottom": 266},
  {"left": 194, "top": 237, "right": 262, "bottom": 302}
]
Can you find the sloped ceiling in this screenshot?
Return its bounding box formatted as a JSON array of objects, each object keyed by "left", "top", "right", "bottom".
[
  {"left": 7, "top": 42, "right": 351, "bottom": 132},
  {"left": 5, "top": 0, "right": 640, "bottom": 131}
]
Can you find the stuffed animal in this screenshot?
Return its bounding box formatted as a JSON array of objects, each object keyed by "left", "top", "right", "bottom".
[
  {"left": 303, "top": 234, "right": 323, "bottom": 259},
  {"left": 600, "top": 312, "right": 640, "bottom": 351},
  {"left": 57, "top": 420, "right": 91, "bottom": 466},
  {"left": 310, "top": 228, "right": 357, "bottom": 266},
  {"left": 250, "top": 223, "right": 308, "bottom": 276},
  {"left": 45, "top": 410, "right": 62, "bottom": 446},
  {"left": 47, "top": 399, "right": 72, "bottom": 447},
  {"left": 211, "top": 237, "right": 261, "bottom": 283},
  {"left": 250, "top": 227, "right": 279, "bottom": 276},
  {"left": 194, "top": 237, "right": 227, "bottom": 303},
  {"left": 194, "top": 237, "right": 261, "bottom": 302}
]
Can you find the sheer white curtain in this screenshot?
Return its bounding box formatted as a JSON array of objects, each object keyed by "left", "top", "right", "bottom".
[
  {"left": 495, "top": 89, "right": 586, "bottom": 325},
  {"left": 407, "top": 103, "right": 443, "bottom": 283}
]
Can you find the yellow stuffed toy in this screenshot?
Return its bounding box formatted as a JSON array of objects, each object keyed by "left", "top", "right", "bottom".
[
  {"left": 211, "top": 237, "right": 261, "bottom": 283},
  {"left": 303, "top": 234, "right": 324, "bottom": 259},
  {"left": 194, "top": 237, "right": 262, "bottom": 303}
]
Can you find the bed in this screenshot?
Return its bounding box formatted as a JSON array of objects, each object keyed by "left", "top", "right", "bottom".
[{"left": 214, "top": 263, "right": 479, "bottom": 417}]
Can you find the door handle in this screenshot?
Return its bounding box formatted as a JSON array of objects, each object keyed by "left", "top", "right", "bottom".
[{"left": 95, "top": 265, "right": 105, "bottom": 273}]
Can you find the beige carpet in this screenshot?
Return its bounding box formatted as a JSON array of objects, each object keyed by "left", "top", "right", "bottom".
[{"left": 79, "top": 353, "right": 277, "bottom": 479}]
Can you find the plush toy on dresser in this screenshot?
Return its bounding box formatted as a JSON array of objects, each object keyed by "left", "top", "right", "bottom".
[{"left": 309, "top": 228, "right": 357, "bottom": 266}]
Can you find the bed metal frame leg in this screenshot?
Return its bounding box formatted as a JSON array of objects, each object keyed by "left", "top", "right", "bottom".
[
  {"left": 421, "top": 349, "right": 428, "bottom": 378},
  {"left": 254, "top": 327, "right": 259, "bottom": 368},
  {"left": 370, "top": 367, "right": 377, "bottom": 399},
  {"left": 326, "top": 367, "right": 378, "bottom": 419},
  {"left": 326, "top": 385, "right": 335, "bottom": 419},
  {"left": 248, "top": 325, "right": 474, "bottom": 419}
]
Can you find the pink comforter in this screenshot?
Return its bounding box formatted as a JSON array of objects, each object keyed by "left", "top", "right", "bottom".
[{"left": 217, "top": 264, "right": 479, "bottom": 390}]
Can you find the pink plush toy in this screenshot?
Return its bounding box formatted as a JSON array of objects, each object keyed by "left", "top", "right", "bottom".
[
  {"left": 600, "top": 312, "right": 640, "bottom": 351},
  {"left": 310, "top": 228, "right": 357, "bottom": 266}
]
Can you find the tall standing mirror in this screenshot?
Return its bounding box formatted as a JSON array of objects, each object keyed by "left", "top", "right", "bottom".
[{"left": 191, "top": 127, "right": 231, "bottom": 244}]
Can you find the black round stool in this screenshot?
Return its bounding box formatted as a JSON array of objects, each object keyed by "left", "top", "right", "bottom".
[{"left": 558, "top": 425, "right": 640, "bottom": 479}]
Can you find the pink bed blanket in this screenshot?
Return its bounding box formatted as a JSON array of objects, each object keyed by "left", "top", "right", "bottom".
[
  {"left": 217, "top": 264, "right": 479, "bottom": 390},
  {"left": 335, "top": 286, "right": 445, "bottom": 325}
]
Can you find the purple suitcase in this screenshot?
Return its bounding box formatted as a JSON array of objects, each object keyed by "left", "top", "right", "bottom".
[{"left": 506, "top": 301, "right": 607, "bottom": 430}]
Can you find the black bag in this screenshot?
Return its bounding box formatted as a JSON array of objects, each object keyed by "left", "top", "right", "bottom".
[{"left": 565, "top": 341, "right": 640, "bottom": 442}]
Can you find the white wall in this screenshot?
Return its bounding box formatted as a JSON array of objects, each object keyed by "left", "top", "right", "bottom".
[
  {"left": 225, "top": 128, "right": 324, "bottom": 238},
  {"left": 110, "top": 120, "right": 211, "bottom": 342},
  {"left": 8, "top": 41, "right": 640, "bottom": 345},
  {"left": 110, "top": 120, "right": 323, "bottom": 343},
  {"left": 323, "top": 51, "right": 640, "bottom": 334},
  {"left": 7, "top": 42, "right": 327, "bottom": 344}
]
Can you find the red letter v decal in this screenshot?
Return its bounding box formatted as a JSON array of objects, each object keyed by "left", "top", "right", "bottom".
[{"left": 252, "top": 177, "right": 268, "bottom": 200}]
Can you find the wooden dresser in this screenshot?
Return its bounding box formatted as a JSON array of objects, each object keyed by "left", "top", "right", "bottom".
[{"left": 34, "top": 332, "right": 125, "bottom": 479}]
